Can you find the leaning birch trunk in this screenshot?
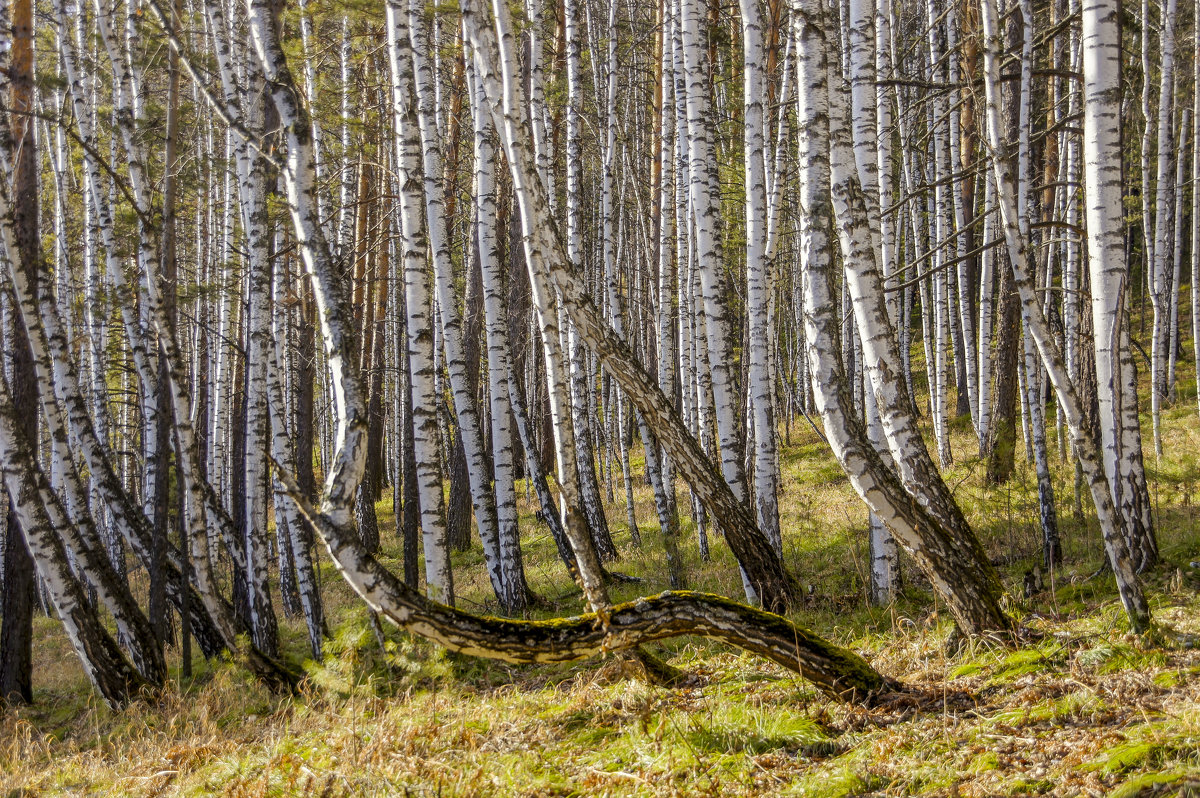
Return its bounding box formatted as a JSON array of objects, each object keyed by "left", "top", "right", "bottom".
[
  {"left": 54, "top": 37, "right": 226, "bottom": 658},
  {"left": 128, "top": 0, "right": 888, "bottom": 704},
  {"left": 818, "top": 14, "right": 1011, "bottom": 636},
  {"left": 983, "top": 0, "right": 1150, "bottom": 631},
  {"left": 0, "top": 376, "right": 147, "bottom": 707},
  {"left": 796, "top": 0, "right": 921, "bottom": 610},
  {"left": 92, "top": 0, "right": 297, "bottom": 680},
  {"left": 288, "top": 468, "right": 891, "bottom": 702},
  {"left": 241, "top": 0, "right": 370, "bottom": 532},
  {"left": 0, "top": 182, "right": 167, "bottom": 686},
  {"left": 465, "top": 0, "right": 796, "bottom": 610}
]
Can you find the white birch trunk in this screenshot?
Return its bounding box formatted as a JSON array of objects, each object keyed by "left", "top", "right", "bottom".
[
  {"left": 680, "top": 0, "right": 750, "bottom": 512},
  {"left": 407, "top": 0, "right": 514, "bottom": 610},
  {"left": 1149, "top": 0, "right": 1179, "bottom": 455},
  {"left": 795, "top": 0, "right": 1009, "bottom": 634},
  {"left": 740, "top": 0, "right": 781, "bottom": 554},
  {"left": 984, "top": 0, "right": 1150, "bottom": 629},
  {"left": 470, "top": 55, "right": 530, "bottom": 612},
  {"left": 387, "top": 0, "right": 454, "bottom": 605}
]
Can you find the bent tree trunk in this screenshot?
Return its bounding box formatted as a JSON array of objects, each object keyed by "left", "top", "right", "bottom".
[
  {"left": 982, "top": 0, "right": 1149, "bottom": 631},
  {"left": 825, "top": 63, "right": 1009, "bottom": 635},
  {"left": 282, "top": 472, "right": 891, "bottom": 703},
  {"left": 794, "top": 0, "right": 1011, "bottom": 636},
  {"left": 229, "top": 0, "right": 888, "bottom": 702},
  {"left": 462, "top": 0, "right": 798, "bottom": 613},
  {"left": 0, "top": 374, "right": 147, "bottom": 708}
]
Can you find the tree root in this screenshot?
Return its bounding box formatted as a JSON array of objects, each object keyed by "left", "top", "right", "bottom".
[{"left": 602, "top": 569, "right": 645, "bottom": 584}]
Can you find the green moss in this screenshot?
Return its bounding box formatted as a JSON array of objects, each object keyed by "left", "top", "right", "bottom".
[
  {"left": 951, "top": 662, "right": 985, "bottom": 679},
  {"left": 1085, "top": 740, "right": 1165, "bottom": 775},
  {"left": 788, "top": 767, "right": 867, "bottom": 797},
  {"left": 1075, "top": 643, "right": 1168, "bottom": 674},
  {"left": 987, "top": 647, "right": 1062, "bottom": 684},
  {"left": 1107, "top": 769, "right": 1198, "bottom": 798}
]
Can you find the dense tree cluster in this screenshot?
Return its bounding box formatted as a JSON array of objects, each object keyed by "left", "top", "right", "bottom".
[{"left": 0, "top": 0, "right": 1181, "bottom": 706}]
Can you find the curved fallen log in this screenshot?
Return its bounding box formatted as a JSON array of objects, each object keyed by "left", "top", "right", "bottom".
[
  {"left": 432, "top": 590, "right": 892, "bottom": 701},
  {"left": 279, "top": 471, "right": 894, "bottom": 704},
  {"left": 224, "top": 0, "right": 886, "bottom": 705}
]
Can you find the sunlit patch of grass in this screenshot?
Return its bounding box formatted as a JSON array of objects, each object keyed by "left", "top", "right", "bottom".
[
  {"left": 988, "top": 647, "right": 1066, "bottom": 684},
  {"left": 1075, "top": 642, "right": 1169, "bottom": 673},
  {"left": 1107, "top": 768, "right": 1200, "bottom": 798},
  {"left": 1086, "top": 739, "right": 1172, "bottom": 775},
  {"left": 987, "top": 689, "right": 1108, "bottom": 728},
  {"left": 786, "top": 767, "right": 875, "bottom": 797}
]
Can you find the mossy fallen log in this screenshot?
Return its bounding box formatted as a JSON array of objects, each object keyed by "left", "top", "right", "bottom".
[{"left": 281, "top": 471, "right": 895, "bottom": 704}]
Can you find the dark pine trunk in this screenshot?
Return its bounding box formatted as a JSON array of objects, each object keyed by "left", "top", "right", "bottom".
[
  {"left": 230, "top": 327, "right": 250, "bottom": 630},
  {"left": 0, "top": 0, "right": 38, "bottom": 705},
  {"left": 986, "top": 5, "right": 1025, "bottom": 486},
  {"left": 986, "top": 262, "right": 1021, "bottom": 484}
]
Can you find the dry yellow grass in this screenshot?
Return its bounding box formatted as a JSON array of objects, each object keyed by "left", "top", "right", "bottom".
[{"left": 4, "top": 366, "right": 1200, "bottom": 795}]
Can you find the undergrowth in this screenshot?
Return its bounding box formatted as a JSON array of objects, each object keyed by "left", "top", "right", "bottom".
[{"left": 5, "top": 379, "right": 1200, "bottom": 795}]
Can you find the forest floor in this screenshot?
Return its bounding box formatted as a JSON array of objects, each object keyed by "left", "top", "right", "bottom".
[{"left": 4, "top": 402, "right": 1200, "bottom": 795}]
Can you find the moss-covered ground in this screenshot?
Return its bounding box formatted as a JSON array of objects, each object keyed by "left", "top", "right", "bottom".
[{"left": 6, "top": 381, "right": 1200, "bottom": 795}]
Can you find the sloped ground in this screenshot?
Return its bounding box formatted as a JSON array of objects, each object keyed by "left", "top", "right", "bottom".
[
  {"left": 2, "top": 583, "right": 1198, "bottom": 796},
  {"left": 4, "top": 405, "right": 1200, "bottom": 796}
]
